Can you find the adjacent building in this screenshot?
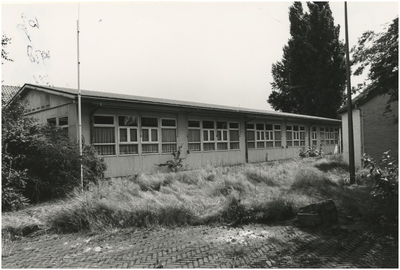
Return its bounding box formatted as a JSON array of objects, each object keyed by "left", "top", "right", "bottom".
[
  {"left": 338, "top": 88, "right": 398, "bottom": 168},
  {"left": 10, "top": 83, "right": 342, "bottom": 177}
]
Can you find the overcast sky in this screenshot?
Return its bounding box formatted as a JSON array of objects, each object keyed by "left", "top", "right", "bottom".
[{"left": 1, "top": 1, "right": 398, "bottom": 111}]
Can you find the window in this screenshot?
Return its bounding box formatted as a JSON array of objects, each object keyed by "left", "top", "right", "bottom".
[
  {"left": 119, "top": 116, "right": 138, "bottom": 155},
  {"left": 322, "top": 127, "right": 338, "bottom": 145},
  {"left": 334, "top": 128, "right": 339, "bottom": 145},
  {"left": 59, "top": 116, "right": 69, "bottom": 136},
  {"left": 274, "top": 124, "right": 282, "bottom": 147},
  {"left": 320, "top": 127, "right": 325, "bottom": 145},
  {"left": 229, "top": 122, "right": 240, "bottom": 150},
  {"left": 265, "top": 124, "right": 274, "bottom": 148},
  {"left": 141, "top": 117, "right": 159, "bottom": 153},
  {"left": 256, "top": 124, "right": 265, "bottom": 148},
  {"left": 311, "top": 127, "right": 318, "bottom": 146},
  {"left": 203, "top": 120, "right": 215, "bottom": 151},
  {"left": 161, "top": 119, "right": 177, "bottom": 153},
  {"left": 247, "top": 123, "right": 255, "bottom": 149},
  {"left": 93, "top": 115, "right": 116, "bottom": 155},
  {"left": 188, "top": 120, "right": 201, "bottom": 152},
  {"left": 217, "top": 121, "right": 228, "bottom": 150},
  {"left": 47, "top": 117, "right": 56, "bottom": 126},
  {"left": 286, "top": 125, "right": 305, "bottom": 147}
]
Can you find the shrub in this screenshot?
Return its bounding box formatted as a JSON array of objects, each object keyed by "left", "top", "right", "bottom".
[
  {"left": 2, "top": 98, "right": 107, "bottom": 210},
  {"left": 156, "top": 146, "right": 185, "bottom": 172},
  {"left": 299, "top": 145, "right": 323, "bottom": 158},
  {"left": 362, "top": 151, "right": 398, "bottom": 231}
]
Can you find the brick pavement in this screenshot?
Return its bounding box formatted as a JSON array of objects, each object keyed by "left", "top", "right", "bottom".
[{"left": 2, "top": 222, "right": 398, "bottom": 268}]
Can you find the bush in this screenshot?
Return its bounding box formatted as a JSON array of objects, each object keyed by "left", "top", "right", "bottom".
[
  {"left": 2, "top": 98, "right": 107, "bottom": 210},
  {"left": 362, "top": 151, "right": 398, "bottom": 231}
]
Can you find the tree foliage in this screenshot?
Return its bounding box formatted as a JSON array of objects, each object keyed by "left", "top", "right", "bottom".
[
  {"left": 268, "top": 2, "right": 346, "bottom": 118},
  {"left": 2, "top": 97, "right": 107, "bottom": 211},
  {"left": 2, "top": 34, "right": 13, "bottom": 64},
  {"left": 351, "top": 17, "right": 398, "bottom": 108}
]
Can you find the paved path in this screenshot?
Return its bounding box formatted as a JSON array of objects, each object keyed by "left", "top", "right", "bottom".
[{"left": 2, "top": 222, "right": 398, "bottom": 268}]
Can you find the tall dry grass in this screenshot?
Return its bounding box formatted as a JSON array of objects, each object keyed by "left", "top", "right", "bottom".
[{"left": 2, "top": 155, "right": 382, "bottom": 234}]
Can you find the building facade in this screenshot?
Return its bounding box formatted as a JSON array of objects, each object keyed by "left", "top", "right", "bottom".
[
  {"left": 338, "top": 89, "right": 398, "bottom": 168},
  {"left": 11, "top": 84, "right": 342, "bottom": 177}
]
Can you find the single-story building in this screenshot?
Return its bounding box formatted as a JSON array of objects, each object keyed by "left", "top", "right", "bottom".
[
  {"left": 338, "top": 88, "right": 398, "bottom": 168},
  {"left": 10, "top": 83, "right": 342, "bottom": 177}
]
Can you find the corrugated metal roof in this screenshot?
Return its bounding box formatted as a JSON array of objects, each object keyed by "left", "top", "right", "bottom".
[
  {"left": 2, "top": 85, "right": 21, "bottom": 104},
  {"left": 21, "top": 83, "right": 341, "bottom": 124}
]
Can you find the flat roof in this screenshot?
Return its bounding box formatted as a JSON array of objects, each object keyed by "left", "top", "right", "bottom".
[{"left": 17, "top": 83, "right": 341, "bottom": 124}]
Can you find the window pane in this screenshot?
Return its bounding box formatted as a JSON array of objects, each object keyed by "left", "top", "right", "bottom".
[
  {"left": 188, "top": 130, "right": 201, "bottom": 142},
  {"left": 142, "top": 144, "right": 158, "bottom": 153},
  {"left": 119, "top": 116, "right": 138, "bottom": 126},
  {"left": 203, "top": 121, "right": 214, "bottom": 129},
  {"left": 294, "top": 141, "right": 300, "bottom": 146},
  {"left": 162, "top": 129, "right": 176, "bottom": 142},
  {"left": 274, "top": 131, "right": 281, "bottom": 141},
  {"left": 95, "top": 145, "right": 115, "bottom": 155},
  {"left": 59, "top": 117, "right": 68, "bottom": 126},
  {"left": 230, "top": 142, "right": 240, "bottom": 150},
  {"left": 120, "top": 128, "right": 128, "bottom": 142},
  {"left": 247, "top": 123, "right": 254, "bottom": 129},
  {"left": 130, "top": 129, "right": 138, "bottom": 142},
  {"left": 230, "top": 130, "right": 239, "bottom": 141},
  {"left": 217, "top": 122, "right": 227, "bottom": 129},
  {"left": 257, "top": 142, "right": 265, "bottom": 148},
  {"left": 162, "top": 144, "right": 177, "bottom": 153},
  {"left": 287, "top": 141, "right": 293, "bottom": 147},
  {"left": 94, "top": 115, "right": 114, "bottom": 125},
  {"left": 203, "top": 143, "right": 215, "bottom": 151},
  {"left": 247, "top": 131, "right": 255, "bottom": 141},
  {"left": 203, "top": 130, "right": 209, "bottom": 141},
  {"left": 266, "top": 142, "right": 274, "bottom": 148},
  {"left": 94, "top": 127, "right": 115, "bottom": 143},
  {"left": 274, "top": 125, "right": 281, "bottom": 130},
  {"left": 256, "top": 124, "right": 264, "bottom": 130},
  {"left": 120, "top": 144, "right": 138, "bottom": 155},
  {"left": 300, "top": 132, "right": 306, "bottom": 140},
  {"left": 188, "top": 143, "right": 201, "bottom": 151},
  {"left": 47, "top": 118, "right": 56, "bottom": 126},
  {"left": 151, "top": 129, "right": 158, "bottom": 141},
  {"left": 142, "top": 129, "right": 149, "bottom": 142},
  {"left": 286, "top": 126, "right": 292, "bottom": 131},
  {"left": 162, "top": 119, "right": 176, "bottom": 127},
  {"left": 275, "top": 141, "right": 281, "bottom": 147},
  {"left": 294, "top": 126, "right": 299, "bottom": 131},
  {"left": 266, "top": 124, "right": 273, "bottom": 130},
  {"left": 142, "top": 117, "right": 158, "bottom": 127},
  {"left": 247, "top": 142, "right": 255, "bottom": 149},
  {"left": 286, "top": 131, "right": 292, "bottom": 141},
  {"left": 210, "top": 130, "right": 215, "bottom": 140},
  {"left": 217, "top": 142, "right": 228, "bottom": 150},
  {"left": 223, "top": 130, "right": 228, "bottom": 140},
  {"left": 188, "top": 120, "right": 200, "bottom": 128},
  {"left": 230, "top": 122, "right": 239, "bottom": 129}
]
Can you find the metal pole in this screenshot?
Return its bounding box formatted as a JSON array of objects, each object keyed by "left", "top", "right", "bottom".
[
  {"left": 344, "top": 2, "right": 356, "bottom": 184},
  {"left": 77, "top": 18, "right": 83, "bottom": 191}
]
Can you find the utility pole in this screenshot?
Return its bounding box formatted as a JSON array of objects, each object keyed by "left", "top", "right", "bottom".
[
  {"left": 344, "top": 2, "right": 356, "bottom": 184},
  {"left": 77, "top": 7, "right": 83, "bottom": 191}
]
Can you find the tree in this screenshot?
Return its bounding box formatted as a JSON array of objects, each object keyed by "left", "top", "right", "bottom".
[
  {"left": 268, "top": 2, "right": 347, "bottom": 118},
  {"left": 351, "top": 17, "right": 398, "bottom": 110},
  {"left": 2, "top": 34, "right": 13, "bottom": 64}
]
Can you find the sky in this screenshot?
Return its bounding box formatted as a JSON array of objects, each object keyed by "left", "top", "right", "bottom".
[{"left": 1, "top": 1, "right": 398, "bottom": 111}]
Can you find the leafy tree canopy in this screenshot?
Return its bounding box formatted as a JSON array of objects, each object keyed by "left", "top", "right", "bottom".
[
  {"left": 351, "top": 17, "right": 398, "bottom": 108},
  {"left": 268, "top": 2, "right": 346, "bottom": 118},
  {"left": 2, "top": 34, "right": 13, "bottom": 64}
]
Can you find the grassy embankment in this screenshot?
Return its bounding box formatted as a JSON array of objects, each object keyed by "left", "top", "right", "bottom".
[{"left": 3, "top": 155, "right": 381, "bottom": 237}]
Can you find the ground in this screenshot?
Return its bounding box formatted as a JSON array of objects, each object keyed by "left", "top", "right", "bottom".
[{"left": 2, "top": 219, "right": 398, "bottom": 268}]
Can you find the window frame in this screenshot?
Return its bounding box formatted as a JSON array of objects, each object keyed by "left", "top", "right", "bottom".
[
  {"left": 161, "top": 118, "right": 177, "bottom": 154},
  {"left": 229, "top": 122, "right": 240, "bottom": 150},
  {"left": 93, "top": 114, "right": 116, "bottom": 156},
  {"left": 202, "top": 120, "right": 216, "bottom": 151},
  {"left": 216, "top": 121, "right": 228, "bottom": 151},
  {"left": 141, "top": 116, "right": 159, "bottom": 154},
  {"left": 118, "top": 115, "right": 139, "bottom": 156},
  {"left": 188, "top": 120, "right": 201, "bottom": 152}
]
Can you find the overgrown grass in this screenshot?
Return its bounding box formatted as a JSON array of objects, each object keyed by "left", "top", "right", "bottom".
[{"left": 2, "top": 155, "right": 393, "bottom": 235}]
